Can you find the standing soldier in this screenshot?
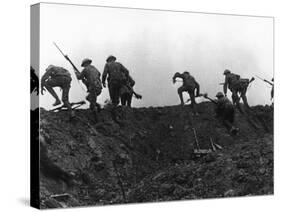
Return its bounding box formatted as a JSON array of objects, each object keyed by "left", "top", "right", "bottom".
[
  {"left": 223, "top": 69, "right": 253, "bottom": 111},
  {"left": 74, "top": 58, "right": 102, "bottom": 114},
  {"left": 203, "top": 92, "right": 239, "bottom": 134},
  {"left": 172, "top": 71, "right": 200, "bottom": 110},
  {"left": 102, "top": 55, "right": 130, "bottom": 106},
  {"left": 41, "top": 65, "right": 72, "bottom": 114}
]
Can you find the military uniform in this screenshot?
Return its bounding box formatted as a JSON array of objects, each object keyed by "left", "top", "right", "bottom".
[
  {"left": 120, "top": 75, "right": 135, "bottom": 107},
  {"left": 223, "top": 70, "right": 250, "bottom": 109},
  {"left": 102, "top": 57, "right": 129, "bottom": 106},
  {"left": 173, "top": 72, "right": 200, "bottom": 109},
  {"left": 76, "top": 63, "right": 102, "bottom": 112},
  {"left": 214, "top": 92, "right": 238, "bottom": 134},
  {"left": 41, "top": 65, "right": 72, "bottom": 110}
]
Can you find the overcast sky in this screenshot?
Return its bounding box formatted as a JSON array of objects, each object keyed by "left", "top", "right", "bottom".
[{"left": 33, "top": 3, "right": 274, "bottom": 109}]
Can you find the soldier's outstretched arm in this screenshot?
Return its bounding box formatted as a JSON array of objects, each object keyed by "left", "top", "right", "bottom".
[
  {"left": 172, "top": 72, "right": 182, "bottom": 83},
  {"left": 223, "top": 77, "right": 228, "bottom": 96},
  {"left": 102, "top": 64, "right": 108, "bottom": 87}
]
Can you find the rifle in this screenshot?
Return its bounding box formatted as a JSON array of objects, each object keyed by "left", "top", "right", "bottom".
[
  {"left": 185, "top": 93, "right": 204, "bottom": 103},
  {"left": 53, "top": 42, "right": 88, "bottom": 90},
  {"left": 201, "top": 93, "right": 218, "bottom": 104},
  {"left": 255, "top": 75, "right": 273, "bottom": 86}
]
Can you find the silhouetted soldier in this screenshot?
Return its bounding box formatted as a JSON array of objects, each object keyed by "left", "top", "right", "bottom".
[
  {"left": 204, "top": 92, "right": 239, "bottom": 135},
  {"left": 41, "top": 65, "right": 72, "bottom": 113},
  {"left": 31, "top": 66, "right": 39, "bottom": 95},
  {"left": 120, "top": 75, "right": 135, "bottom": 107},
  {"left": 172, "top": 71, "right": 200, "bottom": 110},
  {"left": 75, "top": 58, "right": 102, "bottom": 113},
  {"left": 102, "top": 55, "right": 129, "bottom": 106},
  {"left": 223, "top": 69, "right": 252, "bottom": 111}
]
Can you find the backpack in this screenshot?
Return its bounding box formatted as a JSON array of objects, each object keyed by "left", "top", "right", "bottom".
[{"left": 108, "top": 62, "right": 127, "bottom": 83}]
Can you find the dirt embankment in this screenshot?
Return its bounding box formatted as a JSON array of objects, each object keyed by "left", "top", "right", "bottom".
[{"left": 38, "top": 102, "right": 273, "bottom": 208}]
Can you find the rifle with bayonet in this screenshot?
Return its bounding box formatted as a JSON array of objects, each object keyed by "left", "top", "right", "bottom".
[
  {"left": 255, "top": 75, "right": 273, "bottom": 86},
  {"left": 53, "top": 42, "right": 88, "bottom": 90}
]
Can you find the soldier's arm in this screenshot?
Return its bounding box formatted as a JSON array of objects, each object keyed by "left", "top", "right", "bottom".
[
  {"left": 172, "top": 72, "right": 183, "bottom": 83},
  {"left": 102, "top": 64, "right": 108, "bottom": 85},
  {"left": 120, "top": 63, "right": 129, "bottom": 77},
  {"left": 223, "top": 77, "right": 228, "bottom": 95},
  {"left": 128, "top": 75, "right": 135, "bottom": 87},
  {"left": 41, "top": 69, "right": 52, "bottom": 85},
  {"left": 75, "top": 69, "right": 84, "bottom": 80}
]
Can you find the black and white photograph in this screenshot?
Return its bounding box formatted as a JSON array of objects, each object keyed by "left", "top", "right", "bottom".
[{"left": 30, "top": 2, "right": 274, "bottom": 209}]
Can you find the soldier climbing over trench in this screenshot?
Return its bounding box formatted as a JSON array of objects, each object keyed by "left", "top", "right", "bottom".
[
  {"left": 223, "top": 69, "right": 254, "bottom": 112},
  {"left": 41, "top": 65, "right": 74, "bottom": 117},
  {"left": 172, "top": 71, "right": 200, "bottom": 112},
  {"left": 203, "top": 92, "right": 239, "bottom": 135}
]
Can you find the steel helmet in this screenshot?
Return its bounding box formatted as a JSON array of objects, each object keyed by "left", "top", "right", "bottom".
[
  {"left": 81, "top": 58, "right": 92, "bottom": 67},
  {"left": 216, "top": 92, "right": 224, "bottom": 98},
  {"left": 106, "top": 55, "right": 117, "bottom": 62},
  {"left": 223, "top": 69, "right": 231, "bottom": 75},
  {"left": 46, "top": 65, "right": 55, "bottom": 71}
]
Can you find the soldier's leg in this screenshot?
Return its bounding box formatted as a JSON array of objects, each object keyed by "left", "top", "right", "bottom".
[
  {"left": 44, "top": 79, "right": 61, "bottom": 106},
  {"left": 120, "top": 94, "right": 126, "bottom": 106},
  {"left": 224, "top": 107, "right": 238, "bottom": 134},
  {"left": 241, "top": 91, "right": 250, "bottom": 109},
  {"left": 88, "top": 89, "right": 97, "bottom": 112},
  {"left": 112, "top": 83, "right": 121, "bottom": 106},
  {"left": 61, "top": 85, "right": 71, "bottom": 110},
  {"left": 177, "top": 86, "right": 185, "bottom": 105},
  {"left": 127, "top": 93, "right": 133, "bottom": 107},
  {"left": 188, "top": 90, "right": 198, "bottom": 114},
  {"left": 109, "top": 83, "right": 119, "bottom": 106}
]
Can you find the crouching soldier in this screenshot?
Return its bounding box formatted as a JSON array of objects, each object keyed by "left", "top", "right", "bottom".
[
  {"left": 120, "top": 75, "right": 142, "bottom": 107},
  {"left": 223, "top": 69, "right": 253, "bottom": 112},
  {"left": 204, "top": 92, "right": 239, "bottom": 135},
  {"left": 102, "top": 55, "right": 130, "bottom": 107},
  {"left": 41, "top": 65, "right": 73, "bottom": 114},
  {"left": 173, "top": 71, "right": 200, "bottom": 110},
  {"left": 75, "top": 58, "right": 102, "bottom": 114}
]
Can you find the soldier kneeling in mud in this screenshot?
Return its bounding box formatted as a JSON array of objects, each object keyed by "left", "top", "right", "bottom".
[
  {"left": 75, "top": 58, "right": 102, "bottom": 116},
  {"left": 223, "top": 69, "right": 254, "bottom": 112},
  {"left": 41, "top": 65, "right": 73, "bottom": 116},
  {"left": 204, "top": 92, "right": 239, "bottom": 135},
  {"left": 172, "top": 71, "right": 200, "bottom": 112}
]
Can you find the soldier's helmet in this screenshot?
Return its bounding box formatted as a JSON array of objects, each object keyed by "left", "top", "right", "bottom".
[
  {"left": 223, "top": 69, "right": 231, "bottom": 75},
  {"left": 183, "top": 71, "right": 190, "bottom": 75},
  {"left": 106, "top": 55, "right": 117, "bottom": 63},
  {"left": 46, "top": 65, "right": 55, "bottom": 71},
  {"left": 81, "top": 58, "right": 92, "bottom": 67},
  {"left": 216, "top": 92, "right": 224, "bottom": 98}
]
